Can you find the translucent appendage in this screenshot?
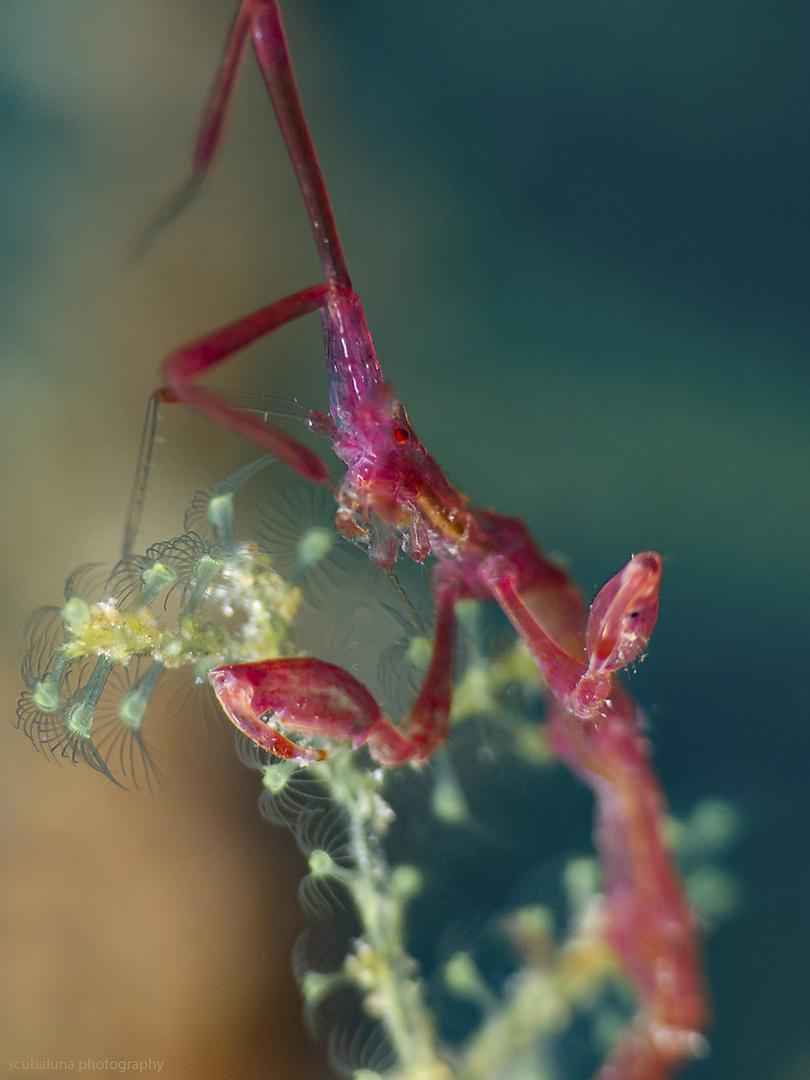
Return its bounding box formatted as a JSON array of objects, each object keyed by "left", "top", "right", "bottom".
[{"left": 17, "top": 466, "right": 303, "bottom": 788}]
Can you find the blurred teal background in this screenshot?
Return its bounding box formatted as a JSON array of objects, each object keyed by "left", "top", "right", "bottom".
[{"left": 1, "top": 3, "right": 808, "bottom": 1078}]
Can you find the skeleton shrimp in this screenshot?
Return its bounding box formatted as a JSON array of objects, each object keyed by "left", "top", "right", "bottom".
[{"left": 139, "top": 3, "right": 709, "bottom": 1076}]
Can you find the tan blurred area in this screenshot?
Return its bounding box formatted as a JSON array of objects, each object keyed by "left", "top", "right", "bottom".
[{"left": 0, "top": 3, "right": 330, "bottom": 1077}]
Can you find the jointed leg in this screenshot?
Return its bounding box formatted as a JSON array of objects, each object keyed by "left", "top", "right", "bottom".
[
  {"left": 489, "top": 552, "right": 707, "bottom": 1078},
  {"left": 487, "top": 552, "right": 662, "bottom": 720},
  {"left": 209, "top": 578, "right": 457, "bottom": 766},
  {"left": 184, "top": 0, "right": 350, "bottom": 288},
  {"left": 160, "top": 283, "right": 339, "bottom": 484}
]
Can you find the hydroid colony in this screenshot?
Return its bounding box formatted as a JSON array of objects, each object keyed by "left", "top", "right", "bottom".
[{"left": 17, "top": 459, "right": 735, "bottom": 1079}]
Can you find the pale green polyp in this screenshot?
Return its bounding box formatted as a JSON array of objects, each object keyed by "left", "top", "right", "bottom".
[
  {"left": 261, "top": 757, "right": 298, "bottom": 794},
  {"left": 119, "top": 660, "right": 164, "bottom": 730},
  {"left": 390, "top": 864, "right": 422, "bottom": 902},
  {"left": 32, "top": 678, "right": 60, "bottom": 713},
  {"left": 206, "top": 455, "right": 276, "bottom": 548},
  {"left": 300, "top": 970, "right": 343, "bottom": 1009},
  {"left": 444, "top": 952, "right": 489, "bottom": 1003},
  {"left": 180, "top": 553, "right": 222, "bottom": 613},
  {"left": 430, "top": 749, "right": 469, "bottom": 825},
  {"left": 309, "top": 848, "right": 336, "bottom": 877},
  {"left": 61, "top": 596, "right": 90, "bottom": 630},
  {"left": 297, "top": 526, "right": 333, "bottom": 574},
  {"left": 686, "top": 798, "right": 742, "bottom": 856},
  {"left": 563, "top": 857, "right": 601, "bottom": 915},
  {"left": 308, "top": 848, "right": 355, "bottom": 889},
  {"left": 118, "top": 689, "right": 147, "bottom": 728},
  {"left": 140, "top": 561, "right": 177, "bottom": 604},
  {"left": 207, "top": 491, "right": 236, "bottom": 547},
  {"left": 31, "top": 649, "right": 71, "bottom": 712},
  {"left": 405, "top": 635, "right": 431, "bottom": 672},
  {"left": 65, "top": 698, "right": 94, "bottom": 738},
  {"left": 66, "top": 656, "right": 113, "bottom": 737}
]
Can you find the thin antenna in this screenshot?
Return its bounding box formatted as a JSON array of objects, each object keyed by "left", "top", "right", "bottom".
[
  {"left": 386, "top": 568, "right": 428, "bottom": 638},
  {"left": 122, "top": 392, "right": 161, "bottom": 557}
]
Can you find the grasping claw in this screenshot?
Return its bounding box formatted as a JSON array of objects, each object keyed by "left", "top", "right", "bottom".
[
  {"left": 211, "top": 656, "right": 432, "bottom": 767},
  {"left": 488, "top": 552, "right": 662, "bottom": 722},
  {"left": 572, "top": 551, "right": 662, "bottom": 719}
]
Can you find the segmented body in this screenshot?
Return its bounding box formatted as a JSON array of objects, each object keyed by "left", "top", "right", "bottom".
[{"left": 18, "top": 5, "right": 708, "bottom": 1077}]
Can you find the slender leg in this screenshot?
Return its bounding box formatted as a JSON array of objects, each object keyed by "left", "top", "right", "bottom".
[
  {"left": 180, "top": 0, "right": 351, "bottom": 288},
  {"left": 486, "top": 553, "right": 662, "bottom": 720},
  {"left": 549, "top": 690, "right": 709, "bottom": 1080},
  {"left": 191, "top": 3, "right": 253, "bottom": 178},
  {"left": 247, "top": 0, "right": 351, "bottom": 288},
  {"left": 394, "top": 579, "right": 456, "bottom": 762},
  {"left": 146, "top": 0, "right": 360, "bottom": 487},
  {"left": 209, "top": 579, "right": 457, "bottom": 766},
  {"left": 486, "top": 552, "right": 707, "bottom": 1077},
  {"left": 160, "top": 284, "right": 341, "bottom": 483},
  {"left": 125, "top": 283, "right": 342, "bottom": 554}
]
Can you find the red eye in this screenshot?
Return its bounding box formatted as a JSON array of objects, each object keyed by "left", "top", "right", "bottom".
[{"left": 394, "top": 426, "right": 409, "bottom": 444}]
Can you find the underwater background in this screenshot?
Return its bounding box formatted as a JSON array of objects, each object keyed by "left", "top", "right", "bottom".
[{"left": 0, "top": 2, "right": 807, "bottom": 1078}]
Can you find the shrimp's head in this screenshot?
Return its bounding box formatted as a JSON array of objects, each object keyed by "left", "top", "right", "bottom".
[{"left": 330, "top": 384, "right": 457, "bottom": 570}]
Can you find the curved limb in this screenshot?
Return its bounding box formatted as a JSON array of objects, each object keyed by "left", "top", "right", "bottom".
[
  {"left": 487, "top": 552, "right": 707, "bottom": 1076},
  {"left": 140, "top": 0, "right": 386, "bottom": 529},
  {"left": 160, "top": 283, "right": 336, "bottom": 484},
  {"left": 209, "top": 579, "right": 457, "bottom": 767},
  {"left": 487, "top": 551, "right": 662, "bottom": 722},
  {"left": 550, "top": 688, "right": 709, "bottom": 1080},
  {"left": 140, "top": 0, "right": 365, "bottom": 495},
  {"left": 156, "top": 0, "right": 388, "bottom": 478},
  {"left": 150, "top": 1, "right": 349, "bottom": 289},
  {"left": 209, "top": 656, "right": 381, "bottom": 763}
]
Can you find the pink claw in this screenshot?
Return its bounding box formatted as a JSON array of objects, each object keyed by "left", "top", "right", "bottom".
[
  {"left": 585, "top": 552, "right": 662, "bottom": 676},
  {"left": 209, "top": 657, "right": 415, "bottom": 765}
]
